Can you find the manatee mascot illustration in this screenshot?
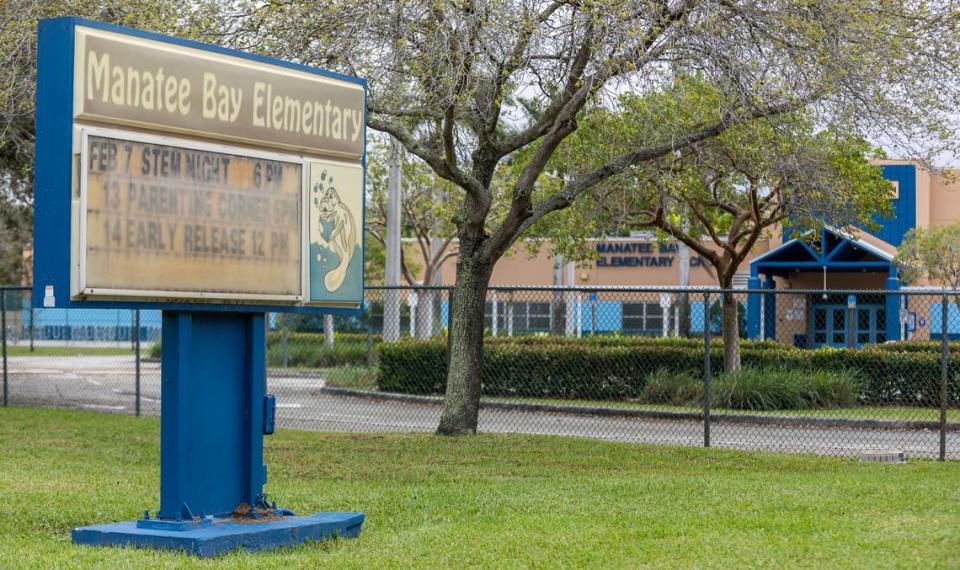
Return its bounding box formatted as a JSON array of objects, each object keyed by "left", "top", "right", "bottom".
[{"left": 313, "top": 170, "right": 357, "bottom": 292}]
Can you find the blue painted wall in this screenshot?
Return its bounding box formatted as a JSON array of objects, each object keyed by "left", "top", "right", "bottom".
[
  {"left": 782, "top": 164, "right": 916, "bottom": 246},
  {"left": 17, "top": 307, "right": 162, "bottom": 341},
  {"left": 869, "top": 164, "right": 916, "bottom": 247},
  {"left": 929, "top": 303, "right": 960, "bottom": 339},
  {"left": 581, "top": 301, "right": 622, "bottom": 333}
]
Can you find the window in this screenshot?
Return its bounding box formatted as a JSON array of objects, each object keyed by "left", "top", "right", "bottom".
[
  {"left": 489, "top": 301, "right": 555, "bottom": 334},
  {"left": 622, "top": 302, "right": 668, "bottom": 336},
  {"left": 732, "top": 272, "right": 750, "bottom": 289},
  {"left": 483, "top": 301, "right": 507, "bottom": 332},
  {"left": 527, "top": 303, "right": 552, "bottom": 332}
]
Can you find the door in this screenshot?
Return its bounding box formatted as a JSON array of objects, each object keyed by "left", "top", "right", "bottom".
[
  {"left": 812, "top": 305, "right": 848, "bottom": 348},
  {"left": 854, "top": 305, "right": 886, "bottom": 346},
  {"left": 812, "top": 304, "right": 885, "bottom": 348}
]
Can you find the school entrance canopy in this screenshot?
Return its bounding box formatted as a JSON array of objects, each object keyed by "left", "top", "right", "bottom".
[{"left": 746, "top": 228, "right": 901, "bottom": 347}]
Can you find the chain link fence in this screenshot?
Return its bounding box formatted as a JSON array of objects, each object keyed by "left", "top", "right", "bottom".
[{"left": 2, "top": 285, "right": 957, "bottom": 459}]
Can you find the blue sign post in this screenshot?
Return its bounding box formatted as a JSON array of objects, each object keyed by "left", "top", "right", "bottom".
[{"left": 34, "top": 18, "right": 367, "bottom": 557}]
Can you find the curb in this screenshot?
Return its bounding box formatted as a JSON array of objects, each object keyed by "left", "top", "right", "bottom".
[{"left": 319, "top": 386, "right": 960, "bottom": 432}]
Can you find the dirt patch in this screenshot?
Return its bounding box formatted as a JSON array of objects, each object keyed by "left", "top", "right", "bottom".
[{"left": 222, "top": 502, "right": 288, "bottom": 524}]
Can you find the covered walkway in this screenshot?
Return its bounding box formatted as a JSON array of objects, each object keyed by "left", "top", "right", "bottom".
[{"left": 747, "top": 229, "right": 900, "bottom": 347}]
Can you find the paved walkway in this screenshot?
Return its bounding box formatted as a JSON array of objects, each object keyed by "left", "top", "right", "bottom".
[{"left": 5, "top": 355, "right": 956, "bottom": 459}]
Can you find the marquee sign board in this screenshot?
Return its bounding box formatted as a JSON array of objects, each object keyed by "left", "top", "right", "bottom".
[{"left": 34, "top": 18, "right": 366, "bottom": 314}]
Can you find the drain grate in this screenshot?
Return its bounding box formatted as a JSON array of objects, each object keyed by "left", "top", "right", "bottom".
[{"left": 859, "top": 450, "right": 907, "bottom": 463}]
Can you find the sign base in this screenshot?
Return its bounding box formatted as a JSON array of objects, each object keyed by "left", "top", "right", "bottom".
[{"left": 72, "top": 512, "right": 364, "bottom": 557}]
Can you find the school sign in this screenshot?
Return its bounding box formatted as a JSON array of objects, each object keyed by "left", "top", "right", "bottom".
[
  {"left": 35, "top": 19, "right": 365, "bottom": 312},
  {"left": 34, "top": 18, "right": 365, "bottom": 556}
]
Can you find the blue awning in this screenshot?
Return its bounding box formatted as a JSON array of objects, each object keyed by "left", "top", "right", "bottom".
[{"left": 750, "top": 228, "right": 894, "bottom": 277}]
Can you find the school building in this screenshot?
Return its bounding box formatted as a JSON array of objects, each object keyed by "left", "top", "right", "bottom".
[{"left": 429, "top": 161, "right": 960, "bottom": 347}]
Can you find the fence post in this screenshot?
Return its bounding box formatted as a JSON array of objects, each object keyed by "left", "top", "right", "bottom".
[
  {"left": 1, "top": 289, "right": 7, "bottom": 407},
  {"left": 366, "top": 322, "right": 374, "bottom": 368},
  {"left": 281, "top": 314, "right": 289, "bottom": 368},
  {"left": 703, "top": 290, "right": 711, "bottom": 448},
  {"left": 940, "top": 294, "right": 948, "bottom": 462},
  {"left": 134, "top": 309, "right": 141, "bottom": 417},
  {"left": 29, "top": 302, "right": 34, "bottom": 353}
]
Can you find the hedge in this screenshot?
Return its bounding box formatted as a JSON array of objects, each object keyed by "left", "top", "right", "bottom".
[
  {"left": 151, "top": 331, "right": 378, "bottom": 367},
  {"left": 376, "top": 338, "right": 960, "bottom": 406}
]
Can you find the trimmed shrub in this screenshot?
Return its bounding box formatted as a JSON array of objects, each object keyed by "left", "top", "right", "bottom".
[
  {"left": 151, "top": 331, "right": 377, "bottom": 367},
  {"left": 377, "top": 340, "right": 447, "bottom": 394},
  {"left": 376, "top": 338, "right": 960, "bottom": 407}
]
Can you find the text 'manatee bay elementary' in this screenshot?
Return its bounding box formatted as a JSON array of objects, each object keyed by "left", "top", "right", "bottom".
[
  {"left": 34, "top": 18, "right": 366, "bottom": 313},
  {"left": 77, "top": 27, "right": 364, "bottom": 157}
]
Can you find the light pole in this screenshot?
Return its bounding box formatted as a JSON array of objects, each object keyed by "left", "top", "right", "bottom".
[{"left": 384, "top": 138, "right": 402, "bottom": 341}]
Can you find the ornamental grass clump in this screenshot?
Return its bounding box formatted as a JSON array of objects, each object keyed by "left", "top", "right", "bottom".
[
  {"left": 640, "top": 369, "right": 703, "bottom": 406},
  {"left": 636, "top": 367, "right": 863, "bottom": 411},
  {"left": 714, "top": 368, "right": 863, "bottom": 411}
]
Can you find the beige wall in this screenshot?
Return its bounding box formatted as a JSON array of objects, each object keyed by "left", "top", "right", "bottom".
[
  {"left": 773, "top": 293, "right": 808, "bottom": 346},
  {"left": 928, "top": 168, "right": 960, "bottom": 227},
  {"left": 779, "top": 271, "right": 887, "bottom": 291}
]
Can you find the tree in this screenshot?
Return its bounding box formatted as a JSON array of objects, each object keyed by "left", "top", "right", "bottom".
[
  {"left": 896, "top": 223, "right": 960, "bottom": 336},
  {"left": 0, "top": 0, "right": 209, "bottom": 284},
  {"left": 560, "top": 87, "right": 893, "bottom": 371},
  {"left": 218, "top": 0, "right": 959, "bottom": 434},
  {"left": 365, "top": 141, "right": 461, "bottom": 338},
  {"left": 897, "top": 223, "right": 960, "bottom": 290}
]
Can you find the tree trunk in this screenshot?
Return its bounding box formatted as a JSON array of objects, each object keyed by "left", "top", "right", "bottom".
[
  {"left": 678, "top": 293, "right": 691, "bottom": 337},
  {"left": 324, "top": 314, "right": 335, "bottom": 348},
  {"left": 677, "top": 242, "right": 691, "bottom": 337},
  {"left": 436, "top": 254, "right": 493, "bottom": 435},
  {"left": 551, "top": 254, "right": 564, "bottom": 335},
  {"left": 414, "top": 290, "right": 435, "bottom": 339},
  {"left": 721, "top": 291, "right": 741, "bottom": 373}
]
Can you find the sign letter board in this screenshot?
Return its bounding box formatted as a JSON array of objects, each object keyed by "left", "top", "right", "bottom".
[{"left": 34, "top": 18, "right": 367, "bottom": 314}]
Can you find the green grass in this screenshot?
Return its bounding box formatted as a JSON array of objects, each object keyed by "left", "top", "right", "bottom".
[
  {"left": 1, "top": 408, "right": 959, "bottom": 568},
  {"left": 322, "top": 365, "right": 379, "bottom": 390},
  {"left": 4, "top": 346, "right": 136, "bottom": 357},
  {"left": 485, "top": 396, "right": 960, "bottom": 422}
]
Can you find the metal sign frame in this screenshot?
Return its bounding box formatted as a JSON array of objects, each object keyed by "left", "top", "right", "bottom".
[{"left": 34, "top": 17, "right": 367, "bottom": 315}]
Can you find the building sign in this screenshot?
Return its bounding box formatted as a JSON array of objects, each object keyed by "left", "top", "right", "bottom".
[
  {"left": 33, "top": 18, "right": 367, "bottom": 312},
  {"left": 73, "top": 26, "right": 365, "bottom": 159},
  {"left": 80, "top": 132, "right": 302, "bottom": 300},
  {"left": 596, "top": 242, "right": 705, "bottom": 268}
]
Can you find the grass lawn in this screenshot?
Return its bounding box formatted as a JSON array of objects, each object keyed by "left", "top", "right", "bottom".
[
  {"left": 1, "top": 408, "right": 958, "bottom": 568},
  {"left": 486, "top": 396, "right": 960, "bottom": 423},
  {"left": 319, "top": 365, "right": 379, "bottom": 390},
  {"left": 5, "top": 346, "right": 136, "bottom": 357}
]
